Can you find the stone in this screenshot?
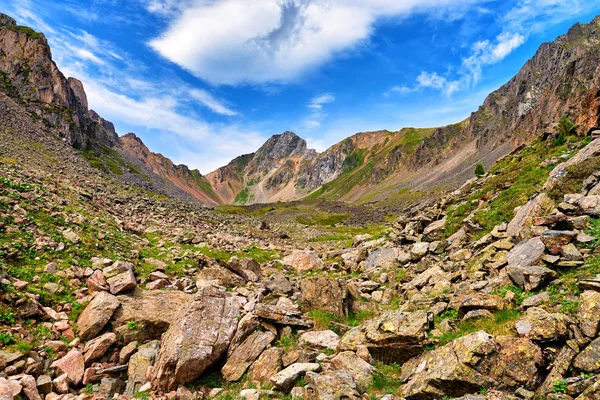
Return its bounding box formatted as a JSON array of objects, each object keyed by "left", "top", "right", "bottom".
[
  {"left": 254, "top": 303, "right": 313, "bottom": 328},
  {"left": 20, "top": 375, "right": 41, "bottom": 400},
  {"left": 542, "top": 230, "right": 578, "bottom": 254},
  {"left": 196, "top": 267, "right": 245, "bottom": 287},
  {"left": 299, "top": 330, "right": 340, "bottom": 350},
  {"left": 482, "top": 336, "right": 543, "bottom": 390},
  {"left": 300, "top": 277, "right": 348, "bottom": 318},
  {"left": 119, "top": 341, "right": 138, "bottom": 364},
  {"left": 83, "top": 332, "right": 117, "bottom": 364},
  {"left": 507, "top": 194, "right": 554, "bottom": 240},
  {"left": 362, "top": 248, "right": 399, "bottom": 270},
  {"left": 304, "top": 370, "right": 361, "bottom": 399},
  {"left": 459, "top": 294, "right": 504, "bottom": 313},
  {"left": 62, "top": 228, "right": 81, "bottom": 243},
  {"left": 462, "top": 309, "right": 493, "bottom": 321},
  {"left": 546, "top": 139, "right": 600, "bottom": 190},
  {"left": 565, "top": 194, "right": 600, "bottom": 216},
  {"left": 271, "top": 363, "right": 321, "bottom": 392},
  {"left": 151, "top": 286, "right": 241, "bottom": 391},
  {"left": 222, "top": 331, "right": 275, "bottom": 382},
  {"left": 507, "top": 265, "right": 557, "bottom": 291},
  {"left": 579, "top": 291, "right": 600, "bottom": 338},
  {"left": 515, "top": 307, "right": 569, "bottom": 342},
  {"left": 248, "top": 347, "right": 283, "bottom": 386},
  {"left": 330, "top": 351, "right": 374, "bottom": 393},
  {"left": 450, "top": 249, "right": 472, "bottom": 262},
  {"left": 561, "top": 244, "right": 583, "bottom": 261},
  {"left": 86, "top": 270, "right": 109, "bottom": 292},
  {"left": 104, "top": 261, "right": 136, "bottom": 294},
  {"left": 574, "top": 338, "right": 600, "bottom": 373},
  {"left": 77, "top": 291, "right": 120, "bottom": 341},
  {"left": 522, "top": 292, "right": 550, "bottom": 308},
  {"left": 51, "top": 349, "right": 85, "bottom": 386},
  {"left": 227, "top": 257, "right": 261, "bottom": 282},
  {"left": 112, "top": 290, "right": 192, "bottom": 342},
  {"left": 400, "top": 331, "right": 497, "bottom": 398},
  {"left": 125, "top": 341, "right": 160, "bottom": 396},
  {"left": 283, "top": 250, "right": 324, "bottom": 273},
  {"left": 339, "top": 310, "right": 428, "bottom": 363},
  {"left": 52, "top": 374, "right": 69, "bottom": 394},
  {"left": 506, "top": 237, "right": 546, "bottom": 267},
  {"left": 265, "top": 273, "right": 293, "bottom": 294},
  {"left": 0, "top": 378, "right": 21, "bottom": 398},
  {"left": 423, "top": 218, "right": 447, "bottom": 241},
  {"left": 411, "top": 242, "right": 429, "bottom": 260},
  {"left": 35, "top": 375, "right": 52, "bottom": 395}
]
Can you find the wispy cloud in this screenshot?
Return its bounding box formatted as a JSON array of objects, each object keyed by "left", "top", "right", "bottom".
[
  {"left": 188, "top": 89, "right": 238, "bottom": 116},
  {"left": 305, "top": 93, "right": 335, "bottom": 129}
]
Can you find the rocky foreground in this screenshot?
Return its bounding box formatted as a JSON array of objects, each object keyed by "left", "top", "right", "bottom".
[{"left": 2, "top": 119, "right": 600, "bottom": 400}]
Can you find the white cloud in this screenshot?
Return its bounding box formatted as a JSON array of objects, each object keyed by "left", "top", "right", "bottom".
[
  {"left": 149, "top": 0, "right": 485, "bottom": 85},
  {"left": 188, "top": 89, "right": 238, "bottom": 116},
  {"left": 304, "top": 92, "right": 335, "bottom": 129}
]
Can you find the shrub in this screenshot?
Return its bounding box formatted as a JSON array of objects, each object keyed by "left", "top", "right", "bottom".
[{"left": 474, "top": 163, "right": 485, "bottom": 177}]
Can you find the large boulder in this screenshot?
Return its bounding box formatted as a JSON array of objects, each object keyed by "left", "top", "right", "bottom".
[
  {"left": 506, "top": 194, "right": 554, "bottom": 241},
  {"left": 299, "top": 330, "right": 340, "bottom": 350},
  {"left": 282, "top": 250, "right": 324, "bottom": 273},
  {"left": 77, "top": 291, "right": 120, "bottom": 341},
  {"left": 125, "top": 341, "right": 160, "bottom": 396},
  {"left": 574, "top": 337, "right": 600, "bottom": 373},
  {"left": 248, "top": 347, "right": 283, "bottom": 386},
  {"left": 50, "top": 349, "right": 85, "bottom": 386},
  {"left": 226, "top": 257, "right": 261, "bottom": 282},
  {"left": 400, "top": 331, "right": 543, "bottom": 399},
  {"left": 330, "top": 351, "right": 375, "bottom": 393},
  {"left": 304, "top": 370, "right": 361, "bottom": 399},
  {"left": 339, "top": 311, "right": 428, "bottom": 363},
  {"left": 221, "top": 331, "right": 275, "bottom": 382},
  {"left": 515, "top": 307, "right": 570, "bottom": 342},
  {"left": 506, "top": 237, "right": 546, "bottom": 267},
  {"left": 83, "top": 332, "right": 117, "bottom": 364},
  {"left": 112, "top": 290, "right": 191, "bottom": 342},
  {"left": 151, "top": 286, "right": 241, "bottom": 391},
  {"left": 506, "top": 265, "right": 557, "bottom": 291},
  {"left": 271, "top": 363, "right": 321, "bottom": 392},
  {"left": 103, "top": 261, "right": 136, "bottom": 294},
  {"left": 361, "top": 248, "right": 400, "bottom": 271},
  {"left": 300, "top": 277, "right": 348, "bottom": 318}
]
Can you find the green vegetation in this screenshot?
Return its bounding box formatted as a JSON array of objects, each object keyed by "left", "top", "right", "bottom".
[
  {"left": 369, "top": 363, "right": 403, "bottom": 395},
  {"left": 474, "top": 163, "right": 485, "bottom": 177},
  {"left": 0, "top": 332, "right": 14, "bottom": 346},
  {"left": 444, "top": 135, "right": 584, "bottom": 239},
  {"left": 436, "top": 309, "right": 522, "bottom": 347},
  {"left": 552, "top": 379, "right": 568, "bottom": 394},
  {"left": 7, "top": 25, "right": 43, "bottom": 39},
  {"left": 296, "top": 213, "right": 349, "bottom": 227},
  {"left": 235, "top": 188, "right": 250, "bottom": 205},
  {"left": 134, "top": 391, "right": 150, "bottom": 400},
  {"left": 127, "top": 321, "right": 138, "bottom": 331},
  {"left": 307, "top": 309, "right": 374, "bottom": 334},
  {"left": 342, "top": 149, "right": 367, "bottom": 173}
]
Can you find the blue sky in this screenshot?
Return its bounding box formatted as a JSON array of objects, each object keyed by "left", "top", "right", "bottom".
[{"left": 2, "top": 0, "right": 600, "bottom": 173}]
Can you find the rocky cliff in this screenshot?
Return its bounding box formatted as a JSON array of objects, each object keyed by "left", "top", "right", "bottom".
[{"left": 0, "top": 14, "right": 116, "bottom": 148}]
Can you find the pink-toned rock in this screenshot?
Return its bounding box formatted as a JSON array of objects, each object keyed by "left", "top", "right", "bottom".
[
  {"left": 86, "top": 270, "right": 108, "bottom": 292},
  {"left": 83, "top": 332, "right": 117, "bottom": 364},
  {"left": 282, "top": 250, "right": 324, "bottom": 273},
  {"left": 51, "top": 349, "right": 85, "bottom": 386},
  {"left": 77, "top": 291, "right": 120, "bottom": 341}
]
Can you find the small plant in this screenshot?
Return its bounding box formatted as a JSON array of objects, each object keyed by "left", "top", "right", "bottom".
[
  {"left": 84, "top": 384, "right": 94, "bottom": 394},
  {"left": 474, "top": 163, "right": 485, "bottom": 177},
  {"left": 0, "top": 332, "right": 14, "bottom": 346},
  {"left": 558, "top": 115, "right": 575, "bottom": 136},
  {"left": 134, "top": 391, "right": 149, "bottom": 400},
  {"left": 0, "top": 309, "right": 16, "bottom": 324},
  {"left": 553, "top": 379, "right": 568, "bottom": 394},
  {"left": 127, "top": 320, "right": 138, "bottom": 331},
  {"left": 479, "top": 387, "right": 489, "bottom": 395}
]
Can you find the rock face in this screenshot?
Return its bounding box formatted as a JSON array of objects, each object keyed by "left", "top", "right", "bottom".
[
  {"left": 0, "top": 18, "right": 116, "bottom": 148},
  {"left": 151, "top": 286, "right": 241, "bottom": 391},
  {"left": 221, "top": 331, "right": 275, "bottom": 382},
  {"left": 339, "top": 311, "right": 428, "bottom": 363}
]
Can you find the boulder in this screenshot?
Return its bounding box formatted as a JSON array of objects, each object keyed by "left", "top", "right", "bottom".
[
  {"left": 579, "top": 291, "right": 600, "bottom": 338},
  {"left": 125, "top": 340, "right": 160, "bottom": 396},
  {"left": 299, "top": 330, "right": 340, "bottom": 350},
  {"left": 112, "top": 290, "right": 192, "bottom": 342},
  {"left": 339, "top": 311, "right": 428, "bottom": 363},
  {"left": 283, "top": 250, "right": 324, "bottom": 273},
  {"left": 300, "top": 277, "right": 348, "bottom": 318},
  {"left": 248, "top": 347, "right": 283, "bottom": 386},
  {"left": 330, "top": 351, "right": 375, "bottom": 393},
  {"left": 0, "top": 378, "right": 21, "bottom": 399},
  {"left": 574, "top": 338, "right": 600, "bottom": 373},
  {"left": 506, "top": 193, "right": 554, "bottom": 240},
  {"left": 103, "top": 261, "right": 136, "bottom": 294},
  {"left": 506, "top": 237, "right": 546, "bottom": 267},
  {"left": 83, "top": 332, "right": 117, "bottom": 364},
  {"left": 51, "top": 349, "right": 85, "bottom": 386},
  {"left": 507, "top": 265, "right": 557, "bottom": 291},
  {"left": 20, "top": 375, "right": 40, "bottom": 400},
  {"left": 304, "top": 370, "right": 361, "bottom": 399},
  {"left": 459, "top": 294, "right": 504, "bottom": 313},
  {"left": 541, "top": 230, "right": 578, "bottom": 255},
  {"left": 228, "top": 313, "right": 260, "bottom": 357},
  {"left": 265, "top": 273, "right": 293, "bottom": 294},
  {"left": 151, "top": 286, "right": 241, "bottom": 391},
  {"left": 221, "top": 331, "right": 275, "bottom": 382},
  {"left": 515, "top": 307, "right": 569, "bottom": 342},
  {"left": 361, "top": 248, "right": 399, "bottom": 271},
  {"left": 546, "top": 139, "right": 600, "bottom": 190},
  {"left": 77, "top": 291, "right": 120, "bottom": 341},
  {"left": 423, "top": 217, "right": 447, "bottom": 241},
  {"left": 196, "top": 266, "right": 245, "bottom": 288},
  {"left": 271, "top": 363, "right": 321, "bottom": 392},
  {"left": 254, "top": 303, "right": 313, "bottom": 328},
  {"left": 226, "top": 257, "right": 261, "bottom": 282},
  {"left": 564, "top": 194, "right": 600, "bottom": 217}
]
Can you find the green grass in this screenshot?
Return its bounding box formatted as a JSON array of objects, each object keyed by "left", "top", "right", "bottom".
[
  {"left": 235, "top": 187, "right": 250, "bottom": 205},
  {"left": 307, "top": 309, "right": 374, "bottom": 334},
  {"left": 444, "top": 136, "right": 584, "bottom": 239},
  {"left": 7, "top": 25, "right": 43, "bottom": 39},
  {"left": 436, "top": 309, "right": 522, "bottom": 347}
]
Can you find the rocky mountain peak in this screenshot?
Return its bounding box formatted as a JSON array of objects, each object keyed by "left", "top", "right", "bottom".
[
  {"left": 0, "top": 13, "right": 16, "bottom": 27},
  {"left": 254, "top": 131, "right": 309, "bottom": 162}
]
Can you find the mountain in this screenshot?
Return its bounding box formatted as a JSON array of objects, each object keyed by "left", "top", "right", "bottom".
[{"left": 190, "top": 15, "right": 600, "bottom": 205}]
